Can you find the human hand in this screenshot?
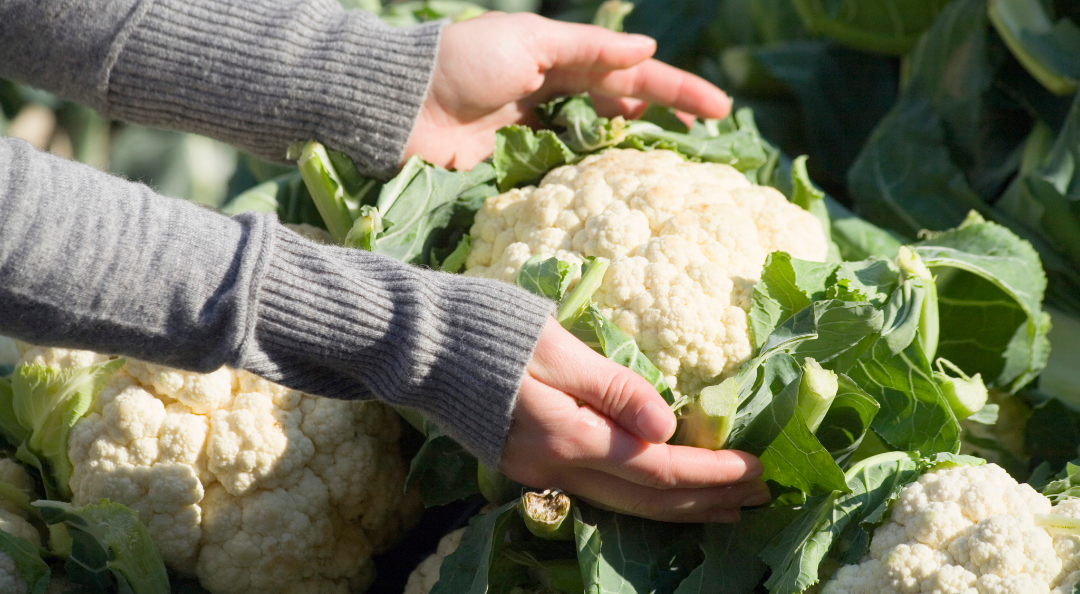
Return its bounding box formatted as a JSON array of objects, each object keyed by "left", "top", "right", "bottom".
[
  {"left": 403, "top": 12, "right": 732, "bottom": 170},
  {"left": 501, "top": 317, "right": 769, "bottom": 523}
]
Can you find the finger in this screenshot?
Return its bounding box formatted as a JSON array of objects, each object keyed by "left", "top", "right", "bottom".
[
  {"left": 523, "top": 17, "right": 657, "bottom": 72},
  {"left": 559, "top": 468, "right": 772, "bottom": 523},
  {"left": 529, "top": 318, "right": 676, "bottom": 443},
  {"left": 569, "top": 405, "right": 763, "bottom": 488},
  {"left": 543, "top": 60, "right": 732, "bottom": 120}
]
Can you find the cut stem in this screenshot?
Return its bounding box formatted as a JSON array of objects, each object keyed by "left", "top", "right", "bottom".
[
  {"left": 520, "top": 489, "right": 574, "bottom": 541},
  {"left": 798, "top": 358, "right": 839, "bottom": 434},
  {"left": 555, "top": 258, "right": 609, "bottom": 329}
]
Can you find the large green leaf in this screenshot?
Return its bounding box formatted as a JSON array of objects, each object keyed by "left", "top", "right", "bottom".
[
  {"left": 404, "top": 423, "right": 480, "bottom": 507},
  {"left": 364, "top": 158, "right": 498, "bottom": 266},
  {"left": 750, "top": 252, "right": 838, "bottom": 349},
  {"left": 672, "top": 507, "right": 803, "bottom": 594},
  {"left": 588, "top": 307, "right": 676, "bottom": 406},
  {"left": 915, "top": 214, "right": 1051, "bottom": 391},
  {"left": 989, "top": 0, "right": 1080, "bottom": 96},
  {"left": 574, "top": 503, "right": 703, "bottom": 594},
  {"left": 493, "top": 125, "right": 575, "bottom": 191},
  {"left": 430, "top": 501, "right": 520, "bottom": 594},
  {"left": 816, "top": 374, "right": 881, "bottom": 466},
  {"left": 791, "top": 0, "right": 956, "bottom": 55},
  {"left": 742, "top": 362, "right": 850, "bottom": 495},
  {"left": 759, "top": 451, "right": 922, "bottom": 594}
]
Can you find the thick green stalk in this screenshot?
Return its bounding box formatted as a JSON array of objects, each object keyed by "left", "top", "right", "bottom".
[
  {"left": 477, "top": 462, "right": 522, "bottom": 506},
  {"left": 555, "top": 258, "right": 609, "bottom": 329},
  {"left": 677, "top": 376, "right": 738, "bottom": 450},
  {"left": 1035, "top": 513, "right": 1080, "bottom": 535},
  {"left": 797, "top": 358, "right": 838, "bottom": 434},
  {"left": 897, "top": 246, "right": 939, "bottom": 362},
  {"left": 520, "top": 490, "right": 574, "bottom": 541},
  {"left": 294, "top": 141, "right": 355, "bottom": 244},
  {"left": 933, "top": 359, "right": 988, "bottom": 421},
  {"left": 592, "top": 1, "right": 633, "bottom": 32}
]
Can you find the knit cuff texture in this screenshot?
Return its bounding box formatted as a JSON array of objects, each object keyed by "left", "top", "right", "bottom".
[
  {"left": 107, "top": 0, "right": 441, "bottom": 177},
  {"left": 241, "top": 225, "right": 554, "bottom": 467}
]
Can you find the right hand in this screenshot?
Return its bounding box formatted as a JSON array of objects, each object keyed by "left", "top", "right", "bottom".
[{"left": 501, "top": 317, "right": 770, "bottom": 523}]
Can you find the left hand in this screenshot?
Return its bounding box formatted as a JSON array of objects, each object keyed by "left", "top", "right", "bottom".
[{"left": 403, "top": 12, "right": 733, "bottom": 170}]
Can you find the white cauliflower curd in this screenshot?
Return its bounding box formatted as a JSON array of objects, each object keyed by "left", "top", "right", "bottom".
[
  {"left": 464, "top": 149, "right": 828, "bottom": 396},
  {"left": 823, "top": 463, "right": 1080, "bottom": 594},
  {"left": 16, "top": 344, "right": 421, "bottom": 594},
  {"left": 404, "top": 527, "right": 467, "bottom": 594}
]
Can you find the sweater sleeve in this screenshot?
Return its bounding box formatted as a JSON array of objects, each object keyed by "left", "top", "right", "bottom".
[
  {"left": 0, "top": 137, "right": 554, "bottom": 467},
  {"left": 0, "top": 0, "right": 440, "bottom": 178}
]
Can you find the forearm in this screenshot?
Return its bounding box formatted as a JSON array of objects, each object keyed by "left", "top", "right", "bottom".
[
  {"left": 0, "top": 0, "right": 439, "bottom": 177},
  {"left": 0, "top": 138, "right": 552, "bottom": 466}
]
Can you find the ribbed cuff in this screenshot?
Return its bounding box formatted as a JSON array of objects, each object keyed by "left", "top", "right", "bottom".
[
  {"left": 241, "top": 226, "right": 555, "bottom": 467},
  {"left": 105, "top": 0, "right": 441, "bottom": 177}
]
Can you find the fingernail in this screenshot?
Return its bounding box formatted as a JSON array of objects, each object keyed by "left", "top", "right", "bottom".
[
  {"left": 742, "top": 486, "right": 771, "bottom": 507},
  {"left": 626, "top": 33, "right": 656, "bottom": 47},
  {"left": 635, "top": 401, "right": 676, "bottom": 443}
]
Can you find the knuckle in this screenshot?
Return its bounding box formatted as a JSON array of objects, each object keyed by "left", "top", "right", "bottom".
[{"left": 599, "top": 370, "right": 639, "bottom": 418}]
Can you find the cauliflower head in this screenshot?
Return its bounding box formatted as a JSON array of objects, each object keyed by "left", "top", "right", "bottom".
[
  {"left": 0, "top": 551, "right": 28, "bottom": 594},
  {"left": 17, "top": 344, "right": 421, "bottom": 594},
  {"left": 464, "top": 149, "right": 828, "bottom": 396},
  {"left": 822, "top": 463, "right": 1080, "bottom": 594},
  {"left": 404, "top": 527, "right": 467, "bottom": 594}
]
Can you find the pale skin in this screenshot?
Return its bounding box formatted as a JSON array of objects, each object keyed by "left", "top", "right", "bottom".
[{"left": 404, "top": 13, "right": 770, "bottom": 523}]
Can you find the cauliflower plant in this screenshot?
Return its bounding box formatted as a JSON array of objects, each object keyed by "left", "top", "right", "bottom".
[
  {"left": 465, "top": 149, "right": 828, "bottom": 396},
  {"left": 16, "top": 344, "right": 421, "bottom": 594},
  {"left": 822, "top": 463, "right": 1080, "bottom": 594}
]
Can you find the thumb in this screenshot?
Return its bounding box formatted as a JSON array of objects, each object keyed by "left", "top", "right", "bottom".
[
  {"left": 528, "top": 317, "right": 676, "bottom": 443},
  {"left": 524, "top": 17, "right": 657, "bottom": 72}
]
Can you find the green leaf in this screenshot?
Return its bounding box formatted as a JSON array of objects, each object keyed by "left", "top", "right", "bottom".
[
  {"left": 989, "top": 0, "right": 1080, "bottom": 96},
  {"left": 828, "top": 258, "right": 899, "bottom": 306},
  {"left": 430, "top": 501, "right": 520, "bottom": 594},
  {"left": 0, "top": 530, "right": 49, "bottom": 594},
  {"left": 493, "top": 125, "right": 575, "bottom": 191},
  {"left": 574, "top": 502, "right": 703, "bottom": 594},
  {"left": 35, "top": 500, "right": 170, "bottom": 594},
  {"left": 845, "top": 337, "right": 961, "bottom": 456},
  {"left": 405, "top": 424, "right": 480, "bottom": 507},
  {"left": 367, "top": 158, "right": 498, "bottom": 266},
  {"left": 790, "top": 0, "right": 955, "bottom": 55},
  {"left": 760, "top": 451, "right": 922, "bottom": 593},
  {"left": 734, "top": 358, "right": 850, "bottom": 496},
  {"left": 916, "top": 214, "right": 1051, "bottom": 391},
  {"left": 750, "top": 252, "right": 839, "bottom": 349},
  {"left": 673, "top": 507, "right": 803, "bottom": 594},
  {"left": 588, "top": 307, "right": 676, "bottom": 406},
  {"left": 816, "top": 374, "right": 881, "bottom": 466},
  {"left": 11, "top": 360, "right": 123, "bottom": 500},
  {"left": 514, "top": 255, "right": 578, "bottom": 302}
]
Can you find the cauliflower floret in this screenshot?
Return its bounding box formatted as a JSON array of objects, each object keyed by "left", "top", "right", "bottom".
[
  {"left": 822, "top": 463, "right": 1077, "bottom": 593},
  {"left": 404, "top": 528, "right": 467, "bottom": 594},
  {"left": 37, "top": 346, "right": 423, "bottom": 594},
  {"left": 0, "top": 508, "right": 40, "bottom": 546},
  {"left": 0, "top": 551, "right": 28, "bottom": 594},
  {"left": 465, "top": 149, "right": 828, "bottom": 396}
]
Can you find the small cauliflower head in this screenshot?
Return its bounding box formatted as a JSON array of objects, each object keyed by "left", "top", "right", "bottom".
[
  {"left": 404, "top": 528, "right": 467, "bottom": 594},
  {"left": 16, "top": 345, "right": 421, "bottom": 594},
  {"left": 0, "top": 551, "right": 28, "bottom": 594},
  {"left": 464, "top": 149, "right": 828, "bottom": 396},
  {"left": 823, "top": 463, "right": 1080, "bottom": 594}
]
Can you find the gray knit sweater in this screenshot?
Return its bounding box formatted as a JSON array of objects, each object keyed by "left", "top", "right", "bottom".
[{"left": 0, "top": 0, "right": 555, "bottom": 467}]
